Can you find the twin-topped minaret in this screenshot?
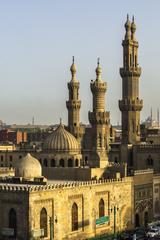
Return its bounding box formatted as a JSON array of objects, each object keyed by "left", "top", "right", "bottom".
[{"left": 119, "top": 15, "right": 143, "bottom": 144}]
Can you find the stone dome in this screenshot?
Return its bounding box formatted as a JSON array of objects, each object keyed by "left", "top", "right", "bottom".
[
  {"left": 43, "top": 123, "right": 79, "bottom": 151},
  {"left": 15, "top": 153, "right": 42, "bottom": 179}
]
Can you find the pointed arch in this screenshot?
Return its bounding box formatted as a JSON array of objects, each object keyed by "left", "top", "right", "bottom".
[
  {"left": 59, "top": 159, "right": 64, "bottom": 167},
  {"left": 51, "top": 159, "right": 55, "bottom": 167},
  {"left": 135, "top": 213, "right": 140, "bottom": 227},
  {"left": 44, "top": 158, "right": 48, "bottom": 167},
  {"left": 68, "top": 158, "right": 73, "bottom": 167},
  {"left": 40, "top": 208, "right": 48, "bottom": 237},
  {"left": 75, "top": 159, "right": 79, "bottom": 167},
  {"left": 72, "top": 203, "right": 78, "bottom": 231},
  {"left": 9, "top": 208, "right": 17, "bottom": 237},
  {"left": 99, "top": 198, "right": 105, "bottom": 218}
]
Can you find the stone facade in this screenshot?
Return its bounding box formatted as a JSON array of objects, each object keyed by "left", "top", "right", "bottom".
[{"left": 0, "top": 178, "right": 133, "bottom": 240}]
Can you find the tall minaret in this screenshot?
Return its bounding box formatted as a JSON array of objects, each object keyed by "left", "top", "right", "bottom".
[
  {"left": 66, "top": 57, "right": 81, "bottom": 138},
  {"left": 88, "top": 59, "right": 110, "bottom": 168},
  {"left": 119, "top": 15, "right": 143, "bottom": 144}
]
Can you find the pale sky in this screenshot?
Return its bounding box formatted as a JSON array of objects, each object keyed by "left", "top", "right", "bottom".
[{"left": 0, "top": 0, "right": 160, "bottom": 125}]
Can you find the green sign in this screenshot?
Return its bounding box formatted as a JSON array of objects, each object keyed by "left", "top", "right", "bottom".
[
  {"left": 31, "top": 229, "right": 44, "bottom": 237},
  {"left": 96, "top": 216, "right": 109, "bottom": 225}
]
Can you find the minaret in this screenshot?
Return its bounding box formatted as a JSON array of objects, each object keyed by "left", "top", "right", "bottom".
[
  {"left": 66, "top": 57, "right": 81, "bottom": 138},
  {"left": 157, "top": 108, "right": 159, "bottom": 127},
  {"left": 88, "top": 59, "right": 110, "bottom": 168},
  {"left": 119, "top": 15, "right": 143, "bottom": 144}
]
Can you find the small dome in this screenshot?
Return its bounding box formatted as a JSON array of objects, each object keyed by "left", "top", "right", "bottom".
[
  {"left": 43, "top": 123, "right": 79, "bottom": 151},
  {"left": 15, "top": 153, "right": 42, "bottom": 178}
]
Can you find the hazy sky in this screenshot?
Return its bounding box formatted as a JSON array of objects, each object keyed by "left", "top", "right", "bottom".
[{"left": 0, "top": 0, "right": 160, "bottom": 125}]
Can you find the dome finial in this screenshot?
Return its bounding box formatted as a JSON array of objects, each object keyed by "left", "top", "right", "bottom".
[
  {"left": 60, "top": 118, "right": 62, "bottom": 125},
  {"left": 70, "top": 56, "right": 77, "bottom": 81},
  {"left": 95, "top": 57, "right": 102, "bottom": 81}
]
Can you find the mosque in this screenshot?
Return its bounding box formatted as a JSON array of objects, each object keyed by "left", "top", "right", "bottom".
[{"left": 0, "top": 16, "right": 160, "bottom": 240}]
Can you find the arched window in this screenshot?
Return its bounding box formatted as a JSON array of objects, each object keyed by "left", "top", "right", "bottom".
[
  {"left": 68, "top": 158, "right": 73, "bottom": 167},
  {"left": 135, "top": 213, "right": 140, "bottom": 227},
  {"left": 155, "top": 200, "right": 160, "bottom": 213},
  {"left": 44, "top": 159, "right": 48, "bottom": 167},
  {"left": 144, "top": 212, "right": 149, "bottom": 227},
  {"left": 9, "top": 208, "right": 17, "bottom": 238},
  {"left": 59, "top": 159, "right": 64, "bottom": 167},
  {"left": 99, "top": 199, "right": 105, "bottom": 218},
  {"left": 135, "top": 55, "right": 137, "bottom": 67},
  {"left": 85, "top": 156, "right": 88, "bottom": 166},
  {"left": 75, "top": 159, "right": 79, "bottom": 167},
  {"left": 147, "top": 155, "right": 153, "bottom": 167},
  {"left": 72, "top": 203, "right": 78, "bottom": 231},
  {"left": 130, "top": 54, "right": 132, "bottom": 67},
  {"left": 51, "top": 159, "right": 55, "bottom": 167},
  {"left": 40, "top": 208, "right": 48, "bottom": 237},
  {"left": 114, "top": 156, "right": 118, "bottom": 163}
]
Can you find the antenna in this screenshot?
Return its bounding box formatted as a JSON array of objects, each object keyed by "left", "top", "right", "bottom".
[{"left": 32, "top": 116, "right": 34, "bottom": 126}]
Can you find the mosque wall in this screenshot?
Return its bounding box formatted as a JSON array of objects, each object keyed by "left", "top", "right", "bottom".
[{"left": 0, "top": 178, "right": 133, "bottom": 240}]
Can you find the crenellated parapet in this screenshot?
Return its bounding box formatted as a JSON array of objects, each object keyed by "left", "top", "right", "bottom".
[
  {"left": 0, "top": 177, "right": 132, "bottom": 192},
  {"left": 90, "top": 81, "right": 107, "bottom": 93}
]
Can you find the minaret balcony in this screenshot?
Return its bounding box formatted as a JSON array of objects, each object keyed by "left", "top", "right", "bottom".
[
  {"left": 119, "top": 99, "right": 143, "bottom": 111},
  {"left": 66, "top": 100, "right": 81, "bottom": 110},
  {"left": 88, "top": 111, "right": 110, "bottom": 125},
  {"left": 120, "top": 67, "right": 141, "bottom": 77},
  {"left": 90, "top": 81, "right": 107, "bottom": 93},
  {"left": 67, "top": 81, "right": 80, "bottom": 90}
]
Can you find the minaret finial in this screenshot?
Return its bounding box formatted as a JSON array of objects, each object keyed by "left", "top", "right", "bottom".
[
  {"left": 70, "top": 56, "right": 77, "bottom": 81},
  {"left": 125, "top": 14, "right": 131, "bottom": 40},
  {"left": 131, "top": 15, "right": 136, "bottom": 40},
  {"left": 95, "top": 58, "right": 102, "bottom": 81},
  {"left": 97, "top": 57, "right": 100, "bottom": 67}
]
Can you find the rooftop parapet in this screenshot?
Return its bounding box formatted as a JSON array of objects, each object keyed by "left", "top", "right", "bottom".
[{"left": 0, "top": 177, "right": 132, "bottom": 192}]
